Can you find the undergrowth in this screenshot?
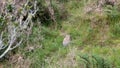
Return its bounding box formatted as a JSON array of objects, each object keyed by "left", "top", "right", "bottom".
[{"left": 0, "top": 0, "right": 120, "bottom": 68}]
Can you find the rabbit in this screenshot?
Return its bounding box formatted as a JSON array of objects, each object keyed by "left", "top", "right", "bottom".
[{"left": 63, "top": 34, "right": 71, "bottom": 46}]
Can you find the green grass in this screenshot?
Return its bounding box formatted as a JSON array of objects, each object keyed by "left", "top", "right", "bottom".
[
  {"left": 1, "top": 0, "right": 120, "bottom": 68},
  {"left": 27, "top": 0, "right": 120, "bottom": 68}
]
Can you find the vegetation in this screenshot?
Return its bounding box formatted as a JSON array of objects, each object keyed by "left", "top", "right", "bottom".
[{"left": 0, "top": 0, "right": 120, "bottom": 68}]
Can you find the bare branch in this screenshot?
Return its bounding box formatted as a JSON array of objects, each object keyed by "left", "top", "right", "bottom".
[{"left": 0, "top": 0, "right": 38, "bottom": 59}]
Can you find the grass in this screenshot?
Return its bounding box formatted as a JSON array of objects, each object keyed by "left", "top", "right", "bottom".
[
  {"left": 1, "top": 0, "right": 120, "bottom": 68},
  {"left": 22, "top": 1, "right": 120, "bottom": 68}
]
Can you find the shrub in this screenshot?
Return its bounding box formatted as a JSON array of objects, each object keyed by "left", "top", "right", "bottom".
[
  {"left": 111, "top": 22, "right": 120, "bottom": 38},
  {"left": 79, "top": 54, "right": 112, "bottom": 68},
  {"left": 105, "top": 5, "right": 120, "bottom": 38},
  {"left": 0, "top": 0, "right": 37, "bottom": 59}
]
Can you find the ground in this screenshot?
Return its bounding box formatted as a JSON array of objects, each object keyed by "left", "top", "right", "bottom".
[{"left": 1, "top": 0, "right": 120, "bottom": 68}]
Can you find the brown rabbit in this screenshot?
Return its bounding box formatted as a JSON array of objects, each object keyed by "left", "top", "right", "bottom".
[{"left": 63, "top": 34, "right": 71, "bottom": 46}]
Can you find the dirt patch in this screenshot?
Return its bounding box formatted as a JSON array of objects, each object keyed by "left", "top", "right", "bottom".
[
  {"left": 8, "top": 54, "right": 31, "bottom": 68},
  {"left": 0, "top": 63, "right": 3, "bottom": 68}
]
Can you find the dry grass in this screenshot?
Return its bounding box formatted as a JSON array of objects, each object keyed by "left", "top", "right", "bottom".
[{"left": 56, "top": 47, "right": 78, "bottom": 68}]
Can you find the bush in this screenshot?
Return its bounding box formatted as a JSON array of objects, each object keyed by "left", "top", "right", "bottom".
[
  {"left": 0, "top": 0, "right": 68, "bottom": 60},
  {"left": 0, "top": 0, "right": 37, "bottom": 59},
  {"left": 79, "top": 54, "right": 112, "bottom": 68},
  {"left": 35, "top": 0, "right": 68, "bottom": 27},
  {"left": 105, "top": 6, "right": 120, "bottom": 38},
  {"left": 111, "top": 22, "right": 120, "bottom": 38}
]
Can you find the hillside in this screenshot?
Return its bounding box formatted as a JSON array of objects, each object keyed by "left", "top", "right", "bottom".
[{"left": 0, "top": 0, "right": 120, "bottom": 68}]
